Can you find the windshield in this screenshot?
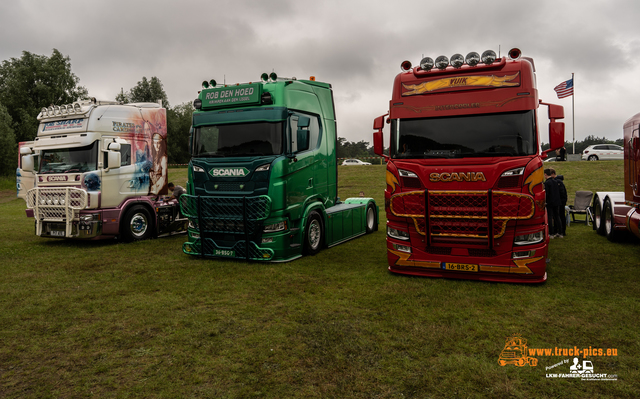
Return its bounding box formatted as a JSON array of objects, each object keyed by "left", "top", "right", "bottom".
[
  {"left": 39, "top": 142, "right": 98, "bottom": 174},
  {"left": 193, "top": 122, "right": 283, "bottom": 157},
  {"left": 391, "top": 110, "right": 537, "bottom": 159}
]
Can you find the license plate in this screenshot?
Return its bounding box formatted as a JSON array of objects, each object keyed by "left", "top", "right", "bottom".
[
  {"left": 444, "top": 262, "right": 478, "bottom": 272},
  {"left": 50, "top": 230, "right": 65, "bottom": 237},
  {"left": 214, "top": 249, "right": 235, "bottom": 257}
]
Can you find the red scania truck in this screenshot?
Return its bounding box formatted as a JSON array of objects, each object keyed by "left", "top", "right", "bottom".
[{"left": 373, "top": 48, "right": 565, "bottom": 283}]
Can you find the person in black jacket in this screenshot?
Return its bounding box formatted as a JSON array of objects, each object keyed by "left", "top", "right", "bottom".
[
  {"left": 544, "top": 169, "right": 562, "bottom": 238},
  {"left": 551, "top": 169, "right": 567, "bottom": 237}
]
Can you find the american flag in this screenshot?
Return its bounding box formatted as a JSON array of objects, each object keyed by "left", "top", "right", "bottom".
[{"left": 554, "top": 78, "right": 573, "bottom": 99}]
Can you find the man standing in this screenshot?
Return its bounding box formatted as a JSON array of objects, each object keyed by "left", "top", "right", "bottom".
[
  {"left": 544, "top": 169, "right": 562, "bottom": 238},
  {"left": 551, "top": 169, "right": 567, "bottom": 237}
]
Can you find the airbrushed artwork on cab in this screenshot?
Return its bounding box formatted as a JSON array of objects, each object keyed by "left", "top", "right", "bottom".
[{"left": 109, "top": 108, "right": 168, "bottom": 196}]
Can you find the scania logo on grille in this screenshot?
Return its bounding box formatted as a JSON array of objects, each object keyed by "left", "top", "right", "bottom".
[
  {"left": 209, "top": 167, "right": 250, "bottom": 177},
  {"left": 47, "top": 175, "right": 68, "bottom": 182},
  {"left": 430, "top": 172, "right": 486, "bottom": 182}
]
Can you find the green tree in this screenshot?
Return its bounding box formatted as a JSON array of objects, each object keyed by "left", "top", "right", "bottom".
[
  {"left": 166, "top": 102, "right": 193, "bottom": 164},
  {"left": 0, "top": 49, "right": 88, "bottom": 143},
  {"left": 117, "top": 77, "right": 169, "bottom": 108},
  {"left": 0, "top": 103, "right": 17, "bottom": 175}
]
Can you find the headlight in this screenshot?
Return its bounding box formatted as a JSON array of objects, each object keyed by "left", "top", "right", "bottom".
[
  {"left": 514, "top": 231, "right": 544, "bottom": 246},
  {"left": 193, "top": 165, "right": 205, "bottom": 173},
  {"left": 263, "top": 220, "right": 287, "bottom": 233},
  {"left": 256, "top": 163, "right": 270, "bottom": 172},
  {"left": 398, "top": 169, "right": 418, "bottom": 178},
  {"left": 387, "top": 226, "right": 410, "bottom": 241},
  {"left": 501, "top": 167, "right": 525, "bottom": 177}
]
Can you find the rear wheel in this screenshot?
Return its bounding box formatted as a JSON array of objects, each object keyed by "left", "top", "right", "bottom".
[
  {"left": 593, "top": 198, "right": 604, "bottom": 234},
  {"left": 603, "top": 199, "right": 619, "bottom": 242},
  {"left": 303, "top": 211, "right": 323, "bottom": 255},
  {"left": 121, "top": 205, "right": 153, "bottom": 242},
  {"left": 588, "top": 155, "right": 598, "bottom": 161},
  {"left": 365, "top": 203, "right": 377, "bottom": 233}
]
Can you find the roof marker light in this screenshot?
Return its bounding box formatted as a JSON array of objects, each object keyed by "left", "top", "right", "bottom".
[
  {"left": 435, "top": 55, "right": 449, "bottom": 70},
  {"left": 74, "top": 103, "right": 81, "bottom": 113},
  {"left": 261, "top": 73, "right": 269, "bottom": 82},
  {"left": 508, "top": 48, "right": 522, "bottom": 60},
  {"left": 450, "top": 54, "right": 464, "bottom": 68},
  {"left": 419, "top": 57, "right": 434, "bottom": 71},
  {"left": 400, "top": 60, "right": 412, "bottom": 72},
  {"left": 209, "top": 79, "right": 216, "bottom": 87},
  {"left": 481, "top": 50, "right": 497, "bottom": 65},
  {"left": 270, "top": 72, "right": 277, "bottom": 81},
  {"left": 202, "top": 81, "right": 209, "bottom": 89},
  {"left": 465, "top": 52, "right": 480, "bottom": 66}
]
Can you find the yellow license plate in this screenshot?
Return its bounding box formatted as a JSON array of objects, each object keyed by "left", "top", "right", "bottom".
[{"left": 444, "top": 263, "right": 478, "bottom": 272}]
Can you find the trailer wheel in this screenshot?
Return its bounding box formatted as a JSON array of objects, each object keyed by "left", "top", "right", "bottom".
[
  {"left": 365, "top": 203, "right": 377, "bottom": 234},
  {"left": 303, "top": 211, "right": 323, "bottom": 256},
  {"left": 593, "top": 198, "right": 604, "bottom": 235},
  {"left": 588, "top": 155, "right": 598, "bottom": 161},
  {"left": 121, "top": 205, "right": 153, "bottom": 242},
  {"left": 603, "top": 198, "right": 619, "bottom": 242}
]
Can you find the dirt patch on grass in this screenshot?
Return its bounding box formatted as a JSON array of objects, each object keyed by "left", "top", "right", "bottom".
[{"left": 0, "top": 189, "right": 18, "bottom": 204}]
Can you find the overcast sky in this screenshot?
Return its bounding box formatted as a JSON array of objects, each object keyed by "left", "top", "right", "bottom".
[{"left": 2, "top": 0, "right": 639, "bottom": 150}]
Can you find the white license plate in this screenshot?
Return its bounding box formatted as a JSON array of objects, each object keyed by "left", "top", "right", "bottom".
[{"left": 50, "top": 230, "right": 65, "bottom": 237}]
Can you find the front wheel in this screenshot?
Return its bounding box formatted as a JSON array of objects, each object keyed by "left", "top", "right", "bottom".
[
  {"left": 121, "top": 205, "right": 153, "bottom": 242},
  {"left": 303, "top": 211, "right": 323, "bottom": 256},
  {"left": 603, "top": 199, "right": 619, "bottom": 242},
  {"left": 588, "top": 155, "right": 598, "bottom": 161}
]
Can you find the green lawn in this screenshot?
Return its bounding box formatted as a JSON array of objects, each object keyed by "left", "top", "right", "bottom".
[{"left": 0, "top": 161, "right": 638, "bottom": 398}]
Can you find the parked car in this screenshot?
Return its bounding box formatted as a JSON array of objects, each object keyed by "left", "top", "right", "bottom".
[
  {"left": 342, "top": 158, "right": 371, "bottom": 166},
  {"left": 581, "top": 144, "right": 623, "bottom": 161}
]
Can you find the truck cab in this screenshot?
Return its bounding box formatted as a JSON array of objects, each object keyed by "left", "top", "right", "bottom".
[
  {"left": 373, "top": 49, "right": 564, "bottom": 283},
  {"left": 19, "top": 100, "right": 186, "bottom": 241},
  {"left": 181, "top": 74, "right": 378, "bottom": 261}
]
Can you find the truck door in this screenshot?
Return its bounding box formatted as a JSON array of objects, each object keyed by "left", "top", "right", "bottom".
[
  {"left": 284, "top": 113, "right": 318, "bottom": 220},
  {"left": 17, "top": 141, "right": 36, "bottom": 200}
]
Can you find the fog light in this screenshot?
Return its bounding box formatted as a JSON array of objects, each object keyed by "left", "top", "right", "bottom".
[
  {"left": 264, "top": 220, "right": 287, "bottom": 233},
  {"left": 513, "top": 250, "right": 535, "bottom": 259},
  {"left": 262, "top": 237, "right": 274, "bottom": 244},
  {"left": 394, "top": 244, "right": 412, "bottom": 253}
]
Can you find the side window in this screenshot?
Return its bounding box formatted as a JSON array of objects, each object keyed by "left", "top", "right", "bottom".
[
  {"left": 290, "top": 112, "right": 320, "bottom": 153},
  {"left": 120, "top": 144, "right": 132, "bottom": 166}
]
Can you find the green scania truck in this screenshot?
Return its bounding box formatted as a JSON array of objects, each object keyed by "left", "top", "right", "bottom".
[{"left": 180, "top": 73, "right": 378, "bottom": 261}]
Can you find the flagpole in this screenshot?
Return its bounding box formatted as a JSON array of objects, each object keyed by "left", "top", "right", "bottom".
[{"left": 572, "top": 72, "right": 575, "bottom": 154}]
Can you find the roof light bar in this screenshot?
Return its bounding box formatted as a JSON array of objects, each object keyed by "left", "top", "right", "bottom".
[{"left": 409, "top": 49, "right": 508, "bottom": 72}]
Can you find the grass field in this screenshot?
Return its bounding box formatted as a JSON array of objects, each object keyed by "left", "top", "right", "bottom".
[{"left": 1, "top": 161, "right": 639, "bottom": 398}]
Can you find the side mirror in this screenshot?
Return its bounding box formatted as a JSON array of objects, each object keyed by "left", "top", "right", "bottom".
[
  {"left": 107, "top": 142, "right": 121, "bottom": 151},
  {"left": 373, "top": 115, "right": 385, "bottom": 130},
  {"left": 297, "top": 115, "right": 310, "bottom": 128},
  {"left": 20, "top": 146, "right": 32, "bottom": 155},
  {"left": 633, "top": 137, "right": 639, "bottom": 152},
  {"left": 188, "top": 126, "right": 194, "bottom": 154},
  {"left": 108, "top": 151, "right": 121, "bottom": 169},
  {"left": 21, "top": 155, "right": 34, "bottom": 172},
  {"left": 373, "top": 131, "right": 384, "bottom": 156},
  {"left": 547, "top": 104, "right": 564, "bottom": 121},
  {"left": 541, "top": 121, "right": 565, "bottom": 158}
]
